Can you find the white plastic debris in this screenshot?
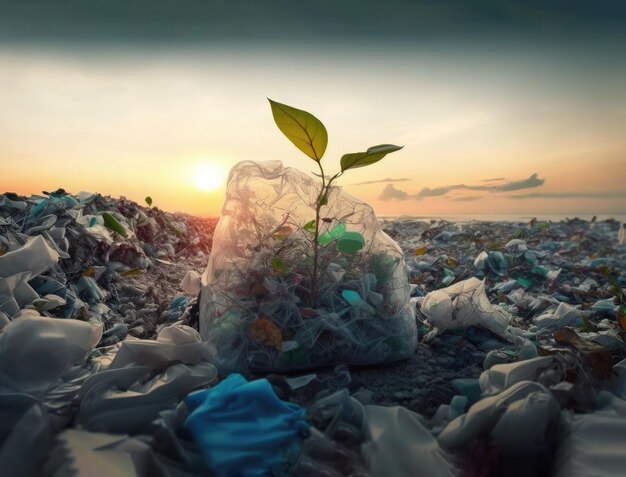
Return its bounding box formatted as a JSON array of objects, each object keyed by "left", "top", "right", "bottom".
[
  {"left": 44, "top": 429, "right": 153, "bottom": 477},
  {"left": 0, "top": 235, "right": 60, "bottom": 278},
  {"left": 533, "top": 302, "right": 581, "bottom": 330},
  {"left": 180, "top": 270, "right": 202, "bottom": 295},
  {"left": 421, "top": 277, "right": 511, "bottom": 340},
  {"left": 618, "top": 223, "right": 626, "bottom": 245},
  {"left": 554, "top": 396, "right": 626, "bottom": 477},
  {"left": 0, "top": 316, "right": 103, "bottom": 394},
  {"left": 479, "top": 356, "right": 556, "bottom": 396},
  {"left": 438, "top": 381, "right": 552, "bottom": 449},
  {"left": 363, "top": 405, "right": 457, "bottom": 477},
  {"left": 109, "top": 323, "right": 211, "bottom": 369}
]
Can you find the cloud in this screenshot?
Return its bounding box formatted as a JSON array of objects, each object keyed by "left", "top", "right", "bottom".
[
  {"left": 495, "top": 173, "right": 545, "bottom": 192},
  {"left": 355, "top": 177, "right": 411, "bottom": 186},
  {"left": 379, "top": 183, "right": 410, "bottom": 201},
  {"left": 416, "top": 186, "right": 450, "bottom": 197},
  {"left": 481, "top": 177, "right": 505, "bottom": 182},
  {"left": 452, "top": 195, "right": 483, "bottom": 202},
  {"left": 508, "top": 191, "right": 626, "bottom": 200},
  {"left": 378, "top": 172, "right": 546, "bottom": 201}
]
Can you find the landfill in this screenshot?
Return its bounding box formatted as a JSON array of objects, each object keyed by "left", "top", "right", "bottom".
[{"left": 2, "top": 185, "right": 626, "bottom": 477}]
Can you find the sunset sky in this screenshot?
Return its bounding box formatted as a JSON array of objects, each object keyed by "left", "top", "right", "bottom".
[{"left": 1, "top": 1, "right": 625, "bottom": 217}]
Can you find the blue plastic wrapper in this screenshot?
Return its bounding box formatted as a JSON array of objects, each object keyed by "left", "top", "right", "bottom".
[{"left": 184, "top": 374, "right": 310, "bottom": 476}]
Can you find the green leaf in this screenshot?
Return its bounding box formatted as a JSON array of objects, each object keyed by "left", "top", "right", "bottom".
[
  {"left": 145, "top": 196, "right": 152, "bottom": 207},
  {"left": 102, "top": 212, "right": 127, "bottom": 237},
  {"left": 340, "top": 144, "right": 403, "bottom": 172},
  {"left": 303, "top": 220, "right": 316, "bottom": 234},
  {"left": 271, "top": 257, "right": 288, "bottom": 273},
  {"left": 268, "top": 99, "right": 328, "bottom": 161}
]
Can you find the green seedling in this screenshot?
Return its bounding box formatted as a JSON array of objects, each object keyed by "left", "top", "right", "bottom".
[
  {"left": 145, "top": 196, "right": 153, "bottom": 207},
  {"left": 269, "top": 98, "right": 402, "bottom": 304}
]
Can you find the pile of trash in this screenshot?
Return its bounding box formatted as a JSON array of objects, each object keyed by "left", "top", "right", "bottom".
[
  {"left": 3, "top": 185, "right": 626, "bottom": 477},
  {"left": 0, "top": 188, "right": 216, "bottom": 338}
]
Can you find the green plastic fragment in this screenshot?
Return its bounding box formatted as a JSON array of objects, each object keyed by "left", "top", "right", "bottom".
[
  {"left": 330, "top": 223, "right": 346, "bottom": 238},
  {"left": 318, "top": 223, "right": 346, "bottom": 245},
  {"left": 102, "top": 212, "right": 127, "bottom": 237},
  {"left": 283, "top": 345, "right": 306, "bottom": 364},
  {"left": 318, "top": 232, "right": 333, "bottom": 245},
  {"left": 337, "top": 231, "right": 365, "bottom": 254},
  {"left": 516, "top": 276, "right": 533, "bottom": 288},
  {"left": 531, "top": 266, "right": 548, "bottom": 278}
]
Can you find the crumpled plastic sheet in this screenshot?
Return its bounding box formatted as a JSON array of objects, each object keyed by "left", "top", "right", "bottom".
[
  {"left": 43, "top": 429, "right": 168, "bottom": 477},
  {"left": 0, "top": 316, "right": 102, "bottom": 395},
  {"left": 78, "top": 362, "right": 218, "bottom": 434},
  {"left": 180, "top": 270, "right": 201, "bottom": 296},
  {"left": 310, "top": 389, "right": 457, "bottom": 477},
  {"left": 77, "top": 325, "right": 217, "bottom": 434},
  {"left": 554, "top": 396, "right": 626, "bottom": 477},
  {"left": 420, "top": 277, "right": 512, "bottom": 340},
  {"left": 533, "top": 302, "right": 583, "bottom": 331},
  {"left": 184, "top": 373, "right": 310, "bottom": 477},
  {"left": 438, "top": 381, "right": 561, "bottom": 451},
  {"left": 0, "top": 235, "right": 60, "bottom": 279},
  {"left": 479, "top": 356, "right": 557, "bottom": 396},
  {"left": 109, "top": 324, "right": 213, "bottom": 370},
  {"left": 0, "top": 235, "right": 60, "bottom": 320},
  {"left": 0, "top": 395, "right": 53, "bottom": 477}
]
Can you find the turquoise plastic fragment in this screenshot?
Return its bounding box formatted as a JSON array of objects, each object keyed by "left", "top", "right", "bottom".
[
  {"left": 184, "top": 374, "right": 310, "bottom": 477},
  {"left": 451, "top": 378, "right": 482, "bottom": 406},
  {"left": 341, "top": 289, "right": 362, "bottom": 306},
  {"left": 337, "top": 231, "right": 365, "bottom": 254}
]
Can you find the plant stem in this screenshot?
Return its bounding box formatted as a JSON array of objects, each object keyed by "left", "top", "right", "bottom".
[
  {"left": 311, "top": 161, "right": 326, "bottom": 306},
  {"left": 310, "top": 169, "right": 342, "bottom": 307}
]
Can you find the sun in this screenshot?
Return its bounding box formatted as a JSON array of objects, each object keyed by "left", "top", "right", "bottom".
[{"left": 194, "top": 163, "right": 225, "bottom": 192}]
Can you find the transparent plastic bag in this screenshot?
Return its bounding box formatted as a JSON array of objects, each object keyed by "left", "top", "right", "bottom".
[{"left": 200, "top": 161, "right": 416, "bottom": 373}]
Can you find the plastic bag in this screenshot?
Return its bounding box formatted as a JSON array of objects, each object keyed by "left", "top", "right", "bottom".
[
  {"left": 421, "top": 277, "right": 511, "bottom": 340},
  {"left": 200, "top": 161, "right": 416, "bottom": 372}
]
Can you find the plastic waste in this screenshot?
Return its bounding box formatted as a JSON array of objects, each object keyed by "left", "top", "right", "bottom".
[
  {"left": 438, "top": 381, "right": 552, "bottom": 449},
  {"left": 479, "top": 356, "right": 556, "bottom": 396},
  {"left": 420, "top": 277, "right": 511, "bottom": 340},
  {"left": 309, "top": 389, "right": 456, "bottom": 477},
  {"left": 554, "top": 396, "right": 626, "bottom": 477},
  {"left": 181, "top": 270, "right": 202, "bottom": 295},
  {"left": 200, "top": 161, "right": 416, "bottom": 372},
  {"left": 362, "top": 405, "right": 457, "bottom": 477},
  {"left": 43, "top": 429, "right": 159, "bottom": 477},
  {"left": 184, "top": 373, "right": 310, "bottom": 477},
  {"left": 0, "top": 396, "right": 53, "bottom": 477},
  {"left": 0, "top": 235, "right": 59, "bottom": 278},
  {"left": 533, "top": 302, "right": 582, "bottom": 330},
  {"left": 0, "top": 316, "right": 102, "bottom": 394}
]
